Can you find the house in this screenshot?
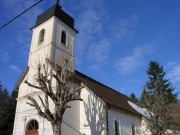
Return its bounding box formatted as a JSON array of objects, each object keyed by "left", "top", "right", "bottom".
[{"left": 12, "top": 2, "right": 147, "bottom": 135}]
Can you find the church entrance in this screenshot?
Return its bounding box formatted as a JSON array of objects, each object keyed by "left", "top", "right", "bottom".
[{"left": 26, "top": 120, "right": 39, "bottom": 135}]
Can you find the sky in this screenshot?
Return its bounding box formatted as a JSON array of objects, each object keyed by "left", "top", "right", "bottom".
[{"left": 0, "top": 0, "right": 180, "bottom": 99}]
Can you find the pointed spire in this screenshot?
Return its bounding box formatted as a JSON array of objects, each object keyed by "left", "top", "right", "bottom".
[{"left": 56, "top": 0, "right": 59, "bottom": 4}]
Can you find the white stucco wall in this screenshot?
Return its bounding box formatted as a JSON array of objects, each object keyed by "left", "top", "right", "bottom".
[
  {"left": 108, "top": 108, "right": 142, "bottom": 135},
  {"left": 14, "top": 83, "right": 145, "bottom": 135},
  {"left": 51, "top": 17, "right": 76, "bottom": 67},
  {"left": 80, "top": 87, "right": 107, "bottom": 135},
  {"left": 128, "top": 101, "right": 151, "bottom": 135},
  {"left": 13, "top": 93, "right": 54, "bottom": 135},
  {"left": 79, "top": 87, "right": 144, "bottom": 135},
  {"left": 13, "top": 15, "right": 80, "bottom": 135},
  {"left": 28, "top": 16, "right": 76, "bottom": 69},
  {"left": 13, "top": 91, "right": 80, "bottom": 135}
]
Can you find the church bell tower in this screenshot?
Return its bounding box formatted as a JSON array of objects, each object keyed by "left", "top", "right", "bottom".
[
  {"left": 28, "top": 2, "right": 78, "bottom": 68},
  {"left": 13, "top": 2, "right": 79, "bottom": 135}
]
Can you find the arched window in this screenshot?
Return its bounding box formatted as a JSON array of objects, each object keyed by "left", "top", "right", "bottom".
[
  {"left": 132, "top": 124, "right": 136, "bottom": 135},
  {"left": 61, "top": 30, "right": 67, "bottom": 45},
  {"left": 115, "top": 120, "right": 120, "bottom": 135},
  {"left": 26, "top": 120, "right": 39, "bottom": 135},
  {"left": 39, "top": 29, "right": 45, "bottom": 44}
]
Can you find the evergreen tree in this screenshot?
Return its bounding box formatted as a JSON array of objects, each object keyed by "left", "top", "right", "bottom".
[
  {"left": 0, "top": 83, "right": 18, "bottom": 135},
  {"left": 141, "top": 61, "right": 179, "bottom": 135},
  {"left": 146, "top": 61, "right": 177, "bottom": 104},
  {"left": 129, "top": 93, "right": 139, "bottom": 104},
  {"left": 140, "top": 88, "right": 150, "bottom": 108}
]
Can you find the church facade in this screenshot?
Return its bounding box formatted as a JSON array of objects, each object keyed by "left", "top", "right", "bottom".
[{"left": 12, "top": 3, "right": 148, "bottom": 135}]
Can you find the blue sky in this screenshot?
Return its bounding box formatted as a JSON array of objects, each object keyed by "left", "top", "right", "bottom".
[{"left": 0, "top": 0, "right": 180, "bottom": 99}]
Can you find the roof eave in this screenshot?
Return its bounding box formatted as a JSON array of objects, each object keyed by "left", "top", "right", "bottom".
[{"left": 14, "top": 66, "right": 29, "bottom": 90}]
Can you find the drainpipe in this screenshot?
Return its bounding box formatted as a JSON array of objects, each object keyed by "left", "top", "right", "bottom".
[
  {"left": 23, "top": 116, "right": 27, "bottom": 135},
  {"left": 106, "top": 103, "right": 111, "bottom": 135},
  {"left": 42, "top": 118, "right": 44, "bottom": 135}
]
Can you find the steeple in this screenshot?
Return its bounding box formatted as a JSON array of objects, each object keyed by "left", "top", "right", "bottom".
[
  {"left": 29, "top": 1, "right": 78, "bottom": 69},
  {"left": 32, "top": 2, "right": 78, "bottom": 33},
  {"left": 56, "top": 0, "right": 59, "bottom": 4}
]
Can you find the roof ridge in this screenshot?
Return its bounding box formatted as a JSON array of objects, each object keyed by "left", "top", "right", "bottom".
[{"left": 75, "top": 70, "right": 129, "bottom": 99}]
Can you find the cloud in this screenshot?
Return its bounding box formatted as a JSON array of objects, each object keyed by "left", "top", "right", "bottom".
[
  {"left": 2, "top": 0, "right": 19, "bottom": 8},
  {"left": 2, "top": 1, "right": 44, "bottom": 60},
  {"left": 77, "top": 9, "right": 103, "bottom": 34},
  {"left": 74, "top": 0, "right": 108, "bottom": 67},
  {"left": 112, "top": 15, "right": 139, "bottom": 41},
  {"left": 167, "top": 63, "right": 180, "bottom": 83},
  {"left": 74, "top": 4, "right": 140, "bottom": 71},
  {"left": 10, "top": 65, "right": 21, "bottom": 73},
  {"left": 88, "top": 39, "right": 111, "bottom": 64},
  {"left": 114, "top": 45, "right": 154, "bottom": 75}
]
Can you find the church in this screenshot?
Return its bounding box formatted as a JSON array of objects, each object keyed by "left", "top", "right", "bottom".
[{"left": 12, "top": 2, "right": 148, "bottom": 135}]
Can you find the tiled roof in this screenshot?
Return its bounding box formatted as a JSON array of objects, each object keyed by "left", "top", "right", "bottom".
[{"left": 75, "top": 70, "right": 141, "bottom": 116}]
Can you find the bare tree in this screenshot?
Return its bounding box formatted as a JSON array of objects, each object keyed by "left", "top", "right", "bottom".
[
  {"left": 25, "top": 59, "right": 84, "bottom": 135},
  {"left": 141, "top": 92, "right": 179, "bottom": 135},
  {"left": 170, "top": 102, "right": 180, "bottom": 121}
]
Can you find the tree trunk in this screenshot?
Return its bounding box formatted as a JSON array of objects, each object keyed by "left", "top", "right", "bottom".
[{"left": 52, "top": 121, "right": 62, "bottom": 135}]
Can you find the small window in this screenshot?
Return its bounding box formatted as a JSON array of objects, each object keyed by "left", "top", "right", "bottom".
[
  {"left": 39, "top": 29, "right": 45, "bottom": 44},
  {"left": 61, "top": 30, "right": 67, "bottom": 45},
  {"left": 115, "top": 120, "right": 120, "bottom": 135},
  {"left": 132, "top": 124, "right": 136, "bottom": 135}
]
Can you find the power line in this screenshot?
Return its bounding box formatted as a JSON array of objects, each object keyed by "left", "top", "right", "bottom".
[{"left": 0, "top": 0, "right": 43, "bottom": 30}]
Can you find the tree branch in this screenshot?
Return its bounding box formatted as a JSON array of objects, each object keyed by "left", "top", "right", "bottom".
[
  {"left": 27, "top": 96, "right": 55, "bottom": 123},
  {"left": 24, "top": 80, "right": 43, "bottom": 90},
  {"left": 26, "top": 102, "right": 34, "bottom": 107},
  {"left": 38, "top": 95, "right": 45, "bottom": 107}
]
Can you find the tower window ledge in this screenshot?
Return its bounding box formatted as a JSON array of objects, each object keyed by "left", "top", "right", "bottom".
[
  {"left": 60, "top": 43, "right": 69, "bottom": 49},
  {"left": 38, "top": 41, "right": 44, "bottom": 46}
]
